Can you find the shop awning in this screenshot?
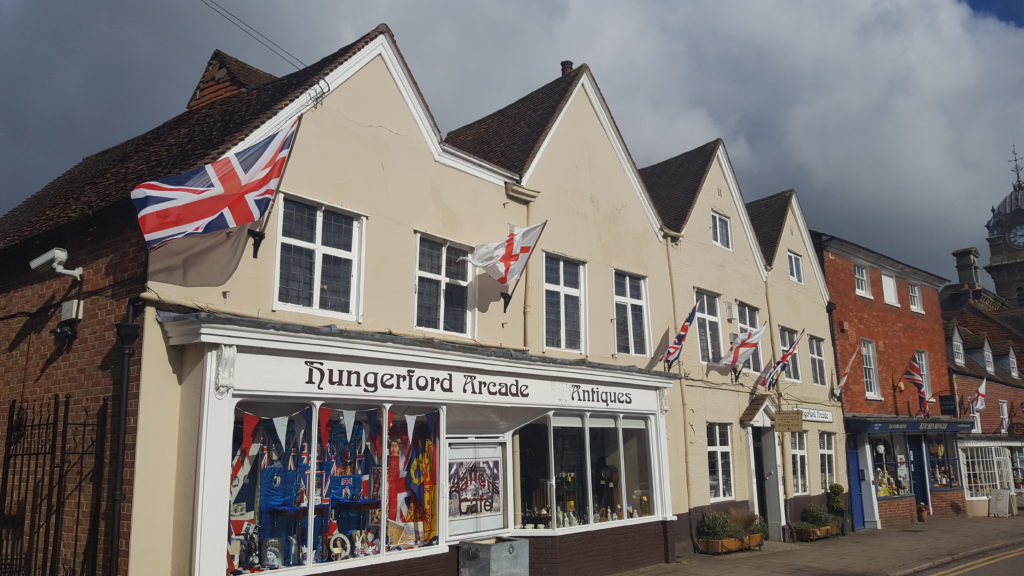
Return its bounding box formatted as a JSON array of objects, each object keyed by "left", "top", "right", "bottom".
[{"left": 844, "top": 415, "right": 975, "bottom": 433}]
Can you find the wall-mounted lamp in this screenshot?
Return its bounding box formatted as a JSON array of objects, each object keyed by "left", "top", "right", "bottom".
[{"left": 29, "top": 247, "right": 83, "bottom": 282}]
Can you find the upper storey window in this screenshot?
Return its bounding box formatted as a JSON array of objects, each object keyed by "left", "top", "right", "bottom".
[
  {"left": 953, "top": 331, "right": 965, "bottom": 366},
  {"left": 545, "top": 255, "right": 585, "bottom": 351},
  {"left": 984, "top": 342, "right": 995, "bottom": 374},
  {"left": 854, "top": 265, "right": 871, "bottom": 298},
  {"left": 614, "top": 271, "right": 648, "bottom": 356},
  {"left": 881, "top": 273, "right": 899, "bottom": 306},
  {"left": 695, "top": 291, "right": 722, "bottom": 363},
  {"left": 276, "top": 197, "right": 362, "bottom": 318},
  {"left": 788, "top": 252, "right": 804, "bottom": 284},
  {"left": 416, "top": 235, "right": 471, "bottom": 335},
  {"left": 711, "top": 212, "right": 732, "bottom": 250},
  {"left": 908, "top": 284, "right": 924, "bottom": 313}
]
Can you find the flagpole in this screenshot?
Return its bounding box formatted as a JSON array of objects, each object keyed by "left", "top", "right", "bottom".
[
  {"left": 250, "top": 114, "right": 304, "bottom": 258},
  {"left": 503, "top": 220, "right": 547, "bottom": 313}
]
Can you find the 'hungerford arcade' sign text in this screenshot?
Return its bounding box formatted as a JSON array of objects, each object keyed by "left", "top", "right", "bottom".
[{"left": 229, "top": 354, "right": 660, "bottom": 412}]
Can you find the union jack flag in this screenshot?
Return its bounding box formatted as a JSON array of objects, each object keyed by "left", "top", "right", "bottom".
[
  {"left": 301, "top": 442, "right": 309, "bottom": 466},
  {"left": 659, "top": 304, "right": 698, "bottom": 370},
  {"left": 758, "top": 329, "right": 804, "bottom": 391},
  {"left": 902, "top": 354, "right": 927, "bottom": 415},
  {"left": 131, "top": 118, "right": 299, "bottom": 251}
]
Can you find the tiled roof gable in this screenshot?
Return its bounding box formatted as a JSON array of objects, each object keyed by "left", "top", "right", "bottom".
[
  {"left": 444, "top": 65, "right": 586, "bottom": 175},
  {"left": 187, "top": 49, "right": 278, "bottom": 111},
  {"left": 0, "top": 24, "right": 393, "bottom": 252},
  {"left": 638, "top": 139, "right": 721, "bottom": 233},
  {"left": 746, "top": 189, "right": 794, "bottom": 266}
]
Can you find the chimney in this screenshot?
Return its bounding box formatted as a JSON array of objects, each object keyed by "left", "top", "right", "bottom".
[
  {"left": 952, "top": 247, "right": 981, "bottom": 289},
  {"left": 560, "top": 60, "right": 573, "bottom": 77}
]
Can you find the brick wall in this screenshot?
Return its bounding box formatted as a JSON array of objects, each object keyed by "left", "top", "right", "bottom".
[
  {"left": 877, "top": 496, "right": 915, "bottom": 527},
  {"left": 0, "top": 204, "right": 147, "bottom": 575},
  {"left": 929, "top": 489, "right": 967, "bottom": 518},
  {"left": 819, "top": 249, "right": 951, "bottom": 417},
  {"left": 956, "top": 374, "right": 1024, "bottom": 433},
  {"left": 524, "top": 520, "right": 673, "bottom": 576}
]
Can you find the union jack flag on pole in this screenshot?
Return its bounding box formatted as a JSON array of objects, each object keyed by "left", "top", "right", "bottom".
[
  {"left": 901, "top": 354, "right": 927, "bottom": 415},
  {"left": 131, "top": 118, "right": 299, "bottom": 251},
  {"left": 758, "top": 329, "right": 804, "bottom": 391},
  {"left": 660, "top": 304, "right": 698, "bottom": 370}
]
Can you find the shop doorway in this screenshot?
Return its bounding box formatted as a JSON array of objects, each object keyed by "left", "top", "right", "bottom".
[
  {"left": 751, "top": 426, "right": 783, "bottom": 541},
  {"left": 447, "top": 442, "right": 506, "bottom": 538},
  {"left": 846, "top": 439, "right": 865, "bottom": 531},
  {"left": 908, "top": 436, "right": 928, "bottom": 507}
]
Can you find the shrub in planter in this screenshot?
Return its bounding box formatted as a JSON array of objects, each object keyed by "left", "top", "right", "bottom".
[
  {"left": 827, "top": 483, "right": 846, "bottom": 516},
  {"left": 696, "top": 510, "right": 745, "bottom": 554},
  {"left": 800, "top": 504, "right": 832, "bottom": 528}
]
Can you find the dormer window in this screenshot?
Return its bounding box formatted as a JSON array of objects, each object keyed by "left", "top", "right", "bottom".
[
  {"left": 952, "top": 329, "right": 965, "bottom": 366},
  {"left": 984, "top": 342, "right": 995, "bottom": 374},
  {"left": 1012, "top": 350, "right": 1019, "bottom": 378}
]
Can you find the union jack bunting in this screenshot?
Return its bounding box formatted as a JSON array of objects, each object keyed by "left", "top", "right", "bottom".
[
  {"left": 659, "top": 304, "right": 698, "bottom": 370},
  {"left": 131, "top": 118, "right": 299, "bottom": 251},
  {"left": 758, "top": 329, "right": 804, "bottom": 391},
  {"left": 902, "top": 355, "right": 927, "bottom": 415}
]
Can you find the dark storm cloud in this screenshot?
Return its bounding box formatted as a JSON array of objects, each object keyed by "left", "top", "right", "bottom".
[{"left": 4, "top": 1, "right": 1024, "bottom": 283}]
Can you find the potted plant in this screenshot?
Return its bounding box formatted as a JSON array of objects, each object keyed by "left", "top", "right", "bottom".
[
  {"left": 696, "top": 510, "right": 744, "bottom": 554},
  {"left": 916, "top": 502, "right": 929, "bottom": 522},
  {"left": 793, "top": 521, "right": 823, "bottom": 541},
  {"left": 795, "top": 504, "right": 839, "bottom": 540},
  {"left": 746, "top": 515, "right": 768, "bottom": 549},
  {"left": 728, "top": 507, "right": 766, "bottom": 549}
]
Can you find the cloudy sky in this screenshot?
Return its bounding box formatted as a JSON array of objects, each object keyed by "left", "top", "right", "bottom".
[{"left": 3, "top": 0, "right": 1024, "bottom": 282}]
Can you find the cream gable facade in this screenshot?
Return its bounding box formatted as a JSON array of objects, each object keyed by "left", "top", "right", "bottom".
[
  {"left": 129, "top": 33, "right": 678, "bottom": 576},
  {"left": 759, "top": 193, "right": 846, "bottom": 523}
]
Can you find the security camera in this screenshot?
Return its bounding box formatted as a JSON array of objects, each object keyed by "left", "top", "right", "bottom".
[
  {"left": 29, "top": 247, "right": 82, "bottom": 281},
  {"left": 30, "top": 248, "right": 68, "bottom": 271}
]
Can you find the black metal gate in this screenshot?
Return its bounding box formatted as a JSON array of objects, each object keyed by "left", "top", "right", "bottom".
[{"left": 0, "top": 394, "right": 108, "bottom": 576}]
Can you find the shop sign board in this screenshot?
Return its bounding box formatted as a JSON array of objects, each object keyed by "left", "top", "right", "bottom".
[
  {"left": 939, "top": 395, "right": 957, "bottom": 416},
  {"left": 799, "top": 408, "right": 833, "bottom": 423},
  {"left": 864, "top": 420, "right": 974, "bottom": 432},
  {"left": 231, "top": 353, "right": 661, "bottom": 413},
  {"left": 774, "top": 410, "right": 804, "bottom": 432}
]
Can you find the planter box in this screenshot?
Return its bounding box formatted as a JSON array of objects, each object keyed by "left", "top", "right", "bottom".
[
  {"left": 743, "top": 533, "right": 764, "bottom": 549},
  {"left": 795, "top": 526, "right": 835, "bottom": 541},
  {"left": 696, "top": 537, "right": 744, "bottom": 554}
]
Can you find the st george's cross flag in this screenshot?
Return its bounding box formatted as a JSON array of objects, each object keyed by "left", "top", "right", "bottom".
[
  {"left": 970, "top": 378, "right": 987, "bottom": 412},
  {"left": 659, "top": 303, "right": 698, "bottom": 371},
  {"left": 901, "top": 354, "right": 928, "bottom": 415},
  {"left": 465, "top": 221, "right": 547, "bottom": 289},
  {"left": 130, "top": 118, "right": 299, "bottom": 286},
  {"left": 758, "top": 329, "right": 805, "bottom": 391},
  {"left": 720, "top": 323, "right": 767, "bottom": 369},
  {"left": 832, "top": 347, "right": 860, "bottom": 400}
]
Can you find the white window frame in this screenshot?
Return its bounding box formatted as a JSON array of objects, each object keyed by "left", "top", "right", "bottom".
[
  {"left": 1000, "top": 400, "right": 1010, "bottom": 434},
  {"left": 415, "top": 233, "right": 475, "bottom": 336},
  {"left": 735, "top": 302, "right": 761, "bottom": 372},
  {"left": 985, "top": 342, "right": 995, "bottom": 374},
  {"left": 809, "top": 336, "right": 827, "bottom": 386},
  {"left": 962, "top": 446, "right": 1003, "bottom": 498},
  {"left": 707, "top": 423, "right": 734, "bottom": 501},
  {"left": 711, "top": 212, "right": 732, "bottom": 250},
  {"left": 695, "top": 291, "right": 722, "bottom": 363},
  {"left": 791, "top": 432, "right": 809, "bottom": 495},
  {"left": 908, "top": 284, "right": 924, "bottom": 313},
  {"left": 819, "top": 432, "right": 836, "bottom": 489},
  {"left": 780, "top": 327, "right": 801, "bottom": 381},
  {"left": 1011, "top": 350, "right": 1019, "bottom": 378},
  {"left": 788, "top": 251, "right": 804, "bottom": 284},
  {"left": 953, "top": 332, "right": 965, "bottom": 367},
  {"left": 862, "top": 339, "right": 881, "bottom": 399},
  {"left": 971, "top": 404, "right": 982, "bottom": 433},
  {"left": 882, "top": 273, "right": 899, "bottom": 306},
  {"left": 854, "top": 264, "right": 872, "bottom": 298},
  {"left": 274, "top": 195, "right": 364, "bottom": 321},
  {"left": 915, "top": 350, "right": 931, "bottom": 401},
  {"left": 544, "top": 254, "right": 586, "bottom": 352},
  {"left": 613, "top": 271, "right": 649, "bottom": 356}
]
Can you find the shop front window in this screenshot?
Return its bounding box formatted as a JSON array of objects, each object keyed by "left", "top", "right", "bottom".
[
  {"left": 871, "top": 434, "right": 912, "bottom": 497},
  {"left": 553, "top": 415, "right": 589, "bottom": 527},
  {"left": 516, "top": 413, "right": 656, "bottom": 529},
  {"left": 227, "top": 403, "right": 438, "bottom": 574},
  {"left": 1012, "top": 447, "right": 1024, "bottom": 492},
  {"left": 963, "top": 446, "right": 1003, "bottom": 498},
  {"left": 927, "top": 436, "right": 961, "bottom": 490}
]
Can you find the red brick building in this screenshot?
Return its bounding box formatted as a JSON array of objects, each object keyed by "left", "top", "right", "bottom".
[
  {"left": 813, "top": 232, "right": 972, "bottom": 530},
  {"left": 941, "top": 248, "right": 1024, "bottom": 516}
]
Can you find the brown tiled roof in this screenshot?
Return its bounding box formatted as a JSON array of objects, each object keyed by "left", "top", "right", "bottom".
[
  {"left": 187, "top": 49, "right": 278, "bottom": 111},
  {"left": 444, "top": 65, "right": 586, "bottom": 175},
  {"left": 638, "top": 139, "right": 721, "bottom": 233},
  {"left": 0, "top": 24, "right": 394, "bottom": 252},
  {"left": 746, "top": 189, "right": 794, "bottom": 266}
]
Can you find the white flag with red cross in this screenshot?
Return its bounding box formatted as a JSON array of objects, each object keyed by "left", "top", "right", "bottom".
[{"left": 465, "top": 221, "right": 547, "bottom": 290}]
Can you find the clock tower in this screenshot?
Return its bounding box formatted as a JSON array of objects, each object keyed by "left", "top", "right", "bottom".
[{"left": 985, "top": 149, "right": 1024, "bottom": 306}]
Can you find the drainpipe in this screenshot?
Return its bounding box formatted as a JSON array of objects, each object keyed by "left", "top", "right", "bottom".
[{"left": 107, "top": 297, "right": 143, "bottom": 576}]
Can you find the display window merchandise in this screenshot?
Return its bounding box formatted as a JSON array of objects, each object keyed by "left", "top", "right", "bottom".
[{"left": 167, "top": 316, "right": 673, "bottom": 576}]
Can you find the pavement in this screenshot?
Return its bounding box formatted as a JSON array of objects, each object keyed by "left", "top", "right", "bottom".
[{"left": 613, "top": 514, "right": 1024, "bottom": 576}]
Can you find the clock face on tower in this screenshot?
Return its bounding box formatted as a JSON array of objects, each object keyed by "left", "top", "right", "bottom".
[{"left": 1010, "top": 225, "right": 1024, "bottom": 248}]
